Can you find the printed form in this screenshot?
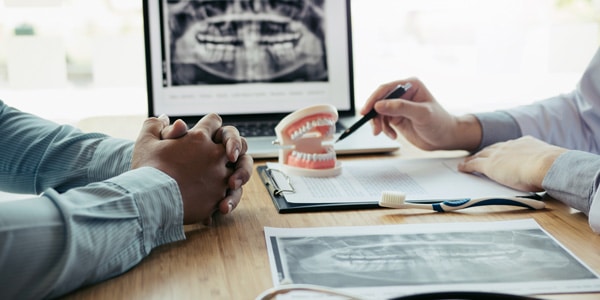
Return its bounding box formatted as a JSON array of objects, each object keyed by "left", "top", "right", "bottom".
[{"left": 266, "top": 157, "right": 528, "bottom": 204}]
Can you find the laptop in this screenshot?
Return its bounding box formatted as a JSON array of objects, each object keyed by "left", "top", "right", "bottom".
[{"left": 142, "top": 0, "right": 399, "bottom": 158}]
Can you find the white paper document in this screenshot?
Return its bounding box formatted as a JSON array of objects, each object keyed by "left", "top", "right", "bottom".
[
  {"left": 266, "top": 157, "right": 528, "bottom": 204},
  {"left": 263, "top": 219, "right": 600, "bottom": 299}
]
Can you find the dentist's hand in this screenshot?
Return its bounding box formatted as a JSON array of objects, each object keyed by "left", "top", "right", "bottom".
[
  {"left": 458, "top": 136, "right": 567, "bottom": 192},
  {"left": 361, "top": 77, "right": 482, "bottom": 152}
]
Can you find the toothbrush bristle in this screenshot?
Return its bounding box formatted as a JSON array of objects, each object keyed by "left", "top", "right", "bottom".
[{"left": 379, "top": 191, "right": 406, "bottom": 208}]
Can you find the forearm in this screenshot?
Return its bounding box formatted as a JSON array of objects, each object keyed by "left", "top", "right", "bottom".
[
  {"left": 0, "top": 167, "right": 185, "bottom": 299},
  {"left": 448, "top": 114, "right": 484, "bottom": 151},
  {"left": 472, "top": 111, "right": 522, "bottom": 152},
  {"left": 542, "top": 151, "right": 599, "bottom": 216},
  {"left": 33, "top": 137, "right": 133, "bottom": 193},
  {"left": 505, "top": 92, "right": 600, "bottom": 152},
  {"left": 504, "top": 47, "right": 600, "bottom": 153},
  {"left": 0, "top": 100, "right": 133, "bottom": 194},
  {"left": 543, "top": 150, "right": 600, "bottom": 233}
]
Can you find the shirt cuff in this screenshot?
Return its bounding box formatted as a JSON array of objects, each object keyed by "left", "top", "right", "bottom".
[
  {"left": 106, "top": 167, "right": 186, "bottom": 252},
  {"left": 473, "top": 111, "right": 522, "bottom": 152},
  {"left": 88, "top": 138, "right": 134, "bottom": 182},
  {"left": 542, "top": 150, "right": 600, "bottom": 215}
]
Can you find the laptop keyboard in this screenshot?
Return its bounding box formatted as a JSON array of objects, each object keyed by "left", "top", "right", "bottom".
[
  {"left": 228, "top": 120, "right": 279, "bottom": 137},
  {"left": 227, "top": 120, "right": 346, "bottom": 138}
]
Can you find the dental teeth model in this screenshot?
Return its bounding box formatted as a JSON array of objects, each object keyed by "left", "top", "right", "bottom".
[{"left": 274, "top": 104, "right": 341, "bottom": 177}]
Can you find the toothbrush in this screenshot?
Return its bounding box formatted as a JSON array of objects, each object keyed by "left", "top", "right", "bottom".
[{"left": 379, "top": 191, "right": 545, "bottom": 212}]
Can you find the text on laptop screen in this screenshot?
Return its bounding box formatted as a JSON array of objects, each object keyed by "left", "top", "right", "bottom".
[{"left": 144, "top": 0, "right": 354, "bottom": 118}]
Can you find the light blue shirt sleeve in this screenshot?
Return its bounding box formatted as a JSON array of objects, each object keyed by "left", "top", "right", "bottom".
[
  {"left": 542, "top": 151, "right": 599, "bottom": 217},
  {"left": 472, "top": 111, "right": 522, "bottom": 152},
  {"left": 505, "top": 50, "right": 600, "bottom": 153},
  {"left": 473, "top": 47, "right": 600, "bottom": 233},
  {"left": 0, "top": 100, "right": 133, "bottom": 193},
  {"left": 0, "top": 100, "right": 186, "bottom": 299}
]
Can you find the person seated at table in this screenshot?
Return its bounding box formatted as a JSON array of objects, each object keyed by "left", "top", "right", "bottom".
[
  {"left": 0, "top": 100, "right": 253, "bottom": 299},
  {"left": 362, "top": 47, "right": 600, "bottom": 233}
]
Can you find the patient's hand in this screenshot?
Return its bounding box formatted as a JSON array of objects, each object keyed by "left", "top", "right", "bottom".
[
  {"left": 158, "top": 115, "right": 252, "bottom": 218},
  {"left": 159, "top": 115, "right": 188, "bottom": 140},
  {"left": 132, "top": 114, "right": 252, "bottom": 224}
]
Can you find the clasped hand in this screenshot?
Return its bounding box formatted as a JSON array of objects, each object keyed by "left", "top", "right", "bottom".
[{"left": 131, "top": 114, "right": 253, "bottom": 225}]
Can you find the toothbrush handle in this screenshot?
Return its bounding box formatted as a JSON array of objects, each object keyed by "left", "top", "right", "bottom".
[{"left": 435, "top": 197, "right": 545, "bottom": 212}]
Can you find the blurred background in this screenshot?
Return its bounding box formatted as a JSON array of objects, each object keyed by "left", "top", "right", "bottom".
[{"left": 0, "top": 0, "right": 599, "bottom": 126}]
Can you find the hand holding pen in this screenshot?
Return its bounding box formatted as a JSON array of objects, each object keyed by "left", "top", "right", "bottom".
[
  {"left": 336, "top": 82, "right": 412, "bottom": 143},
  {"left": 357, "top": 78, "right": 483, "bottom": 151}
]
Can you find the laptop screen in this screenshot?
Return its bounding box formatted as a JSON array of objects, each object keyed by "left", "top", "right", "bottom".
[{"left": 143, "top": 0, "right": 355, "bottom": 122}]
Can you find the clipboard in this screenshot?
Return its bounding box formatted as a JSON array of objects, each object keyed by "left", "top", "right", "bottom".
[{"left": 257, "top": 165, "right": 380, "bottom": 213}]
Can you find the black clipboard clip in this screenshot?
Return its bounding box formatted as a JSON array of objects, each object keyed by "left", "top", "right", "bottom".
[{"left": 262, "top": 167, "right": 296, "bottom": 196}]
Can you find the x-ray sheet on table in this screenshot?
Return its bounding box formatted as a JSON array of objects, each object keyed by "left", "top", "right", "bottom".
[
  {"left": 264, "top": 219, "right": 600, "bottom": 299},
  {"left": 266, "top": 157, "right": 526, "bottom": 204}
]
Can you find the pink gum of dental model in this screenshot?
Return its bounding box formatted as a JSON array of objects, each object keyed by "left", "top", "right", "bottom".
[{"left": 274, "top": 104, "right": 342, "bottom": 177}]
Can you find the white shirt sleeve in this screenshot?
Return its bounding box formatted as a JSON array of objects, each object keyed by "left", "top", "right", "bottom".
[
  {"left": 474, "top": 47, "right": 600, "bottom": 233},
  {"left": 505, "top": 48, "right": 600, "bottom": 153}
]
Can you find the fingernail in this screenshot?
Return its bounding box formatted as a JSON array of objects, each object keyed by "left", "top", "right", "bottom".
[
  {"left": 228, "top": 201, "right": 234, "bottom": 214},
  {"left": 157, "top": 114, "right": 169, "bottom": 126},
  {"left": 234, "top": 148, "right": 240, "bottom": 161}
]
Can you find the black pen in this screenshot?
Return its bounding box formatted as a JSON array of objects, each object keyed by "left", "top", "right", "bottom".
[{"left": 336, "top": 82, "right": 412, "bottom": 143}]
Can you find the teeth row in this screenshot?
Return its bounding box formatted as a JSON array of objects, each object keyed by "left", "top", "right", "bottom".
[
  {"left": 198, "top": 13, "right": 293, "bottom": 27},
  {"left": 291, "top": 148, "right": 335, "bottom": 162},
  {"left": 259, "top": 33, "right": 301, "bottom": 45},
  {"left": 290, "top": 118, "right": 335, "bottom": 140},
  {"left": 333, "top": 250, "right": 510, "bottom": 261},
  {"left": 196, "top": 32, "right": 300, "bottom": 45},
  {"left": 193, "top": 38, "right": 299, "bottom": 64},
  {"left": 195, "top": 44, "right": 236, "bottom": 63}
]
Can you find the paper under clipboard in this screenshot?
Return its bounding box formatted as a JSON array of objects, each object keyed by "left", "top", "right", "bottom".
[{"left": 258, "top": 157, "right": 534, "bottom": 213}]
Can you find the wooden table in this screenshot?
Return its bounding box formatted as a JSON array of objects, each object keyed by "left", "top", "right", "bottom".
[{"left": 61, "top": 144, "right": 600, "bottom": 300}]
